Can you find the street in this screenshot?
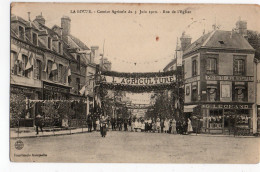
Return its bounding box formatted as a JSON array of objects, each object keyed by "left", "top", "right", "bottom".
[{"left": 10, "top": 131, "right": 260, "bottom": 163}]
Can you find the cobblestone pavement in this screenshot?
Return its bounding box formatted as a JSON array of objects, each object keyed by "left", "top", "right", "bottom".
[{"left": 10, "top": 131, "right": 260, "bottom": 163}]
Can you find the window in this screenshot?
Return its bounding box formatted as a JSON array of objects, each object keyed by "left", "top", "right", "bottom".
[
  {"left": 18, "top": 26, "right": 25, "bottom": 40},
  {"left": 47, "top": 60, "right": 53, "bottom": 80},
  {"left": 77, "top": 55, "right": 80, "bottom": 71},
  {"left": 58, "top": 42, "right": 62, "bottom": 54},
  {"left": 192, "top": 60, "right": 197, "bottom": 76},
  {"left": 32, "top": 33, "right": 38, "bottom": 45},
  {"left": 22, "top": 55, "right": 28, "bottom": 77},
  {"left": 48, "top": 37, "right": 52, "bottom": 49},
  {"left": 221, "top": 84, "right": 231, "bottom": 98},
  {"left": 11, "top": 51, "right": 18, "bottom": 75},
  {"left": 206, "top": 58, "right": 217, "bottom": 74},
  {"left": 234, "top": 86, "right": 247, "bottom": 102},
  {"left": 191, "top": 86, "right": 197, "bottom": 101},
  {"left": 234, "top": 59, "right": 245, "bottom": 75},
  {"left": 207, "top": 87, "right": 217, "bottom": 102},
  {"left": 58, "top": 64, "right": 63, "bottom": 82},
  {"left": 76, "top": 78, "right": 80, "bottom": 94},
  {"left": 185, "top": 85, "right": 190, "bottom": 96},
  {"left": 35, "top": 60, "right": 41, "bottom": 80}
]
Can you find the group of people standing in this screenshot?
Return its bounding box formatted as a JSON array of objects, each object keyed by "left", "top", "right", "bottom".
[{"left": 87, "top": 115, "right": 194, "bottom": 136}]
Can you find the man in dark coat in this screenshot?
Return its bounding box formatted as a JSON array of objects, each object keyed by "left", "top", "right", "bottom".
[
  {"left": 87, "top": 116, "right": 93, "bottom": 132},
  {"left": 123, "top": 118, "right": 128, "bottom": 131},
  {"left": 35, "top": 114, "right": 44, "bottom": 135}
]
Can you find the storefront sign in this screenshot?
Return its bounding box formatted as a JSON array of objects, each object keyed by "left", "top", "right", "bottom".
[
  {"left": 100, "top": 75, "right": 176, "bottom": 86},
  {"left": 184, "top": 76, "right": 200, "bottom": 84},
  {"left": 206, "top": 75, "right": 254, "bottom": 82},
  {"left": 201, "top": 104, "right": 252, "bottom": 109}
]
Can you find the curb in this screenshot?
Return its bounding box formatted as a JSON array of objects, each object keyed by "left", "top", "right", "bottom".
[
  {"left": 10, "top": 131, "right": 91, "bottom": 139},
  {"left": 189, "top": 134, "right": 257, "bottom": 138}
]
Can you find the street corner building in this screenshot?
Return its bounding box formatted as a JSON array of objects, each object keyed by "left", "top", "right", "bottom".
[
  {"left": 10, "top": 13, "right": 111, "bottom": 128},
  {"left": 164, "top": 19, "right": 260, "bottom": 135}
]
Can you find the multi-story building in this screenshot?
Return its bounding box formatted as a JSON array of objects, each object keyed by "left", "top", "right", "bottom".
[
  {"left": 10, "top": 13, "right": 101, "bottom": 125},
  {"left": 10, "top": 14, "right": 71, "bottom": 127},
  {"left": 181, "top": 20, "right": 256, "bottom": 134}
]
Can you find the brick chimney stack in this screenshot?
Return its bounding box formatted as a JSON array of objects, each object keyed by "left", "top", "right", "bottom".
[
  {"left": 235, "top": 17, "right": 248, "bottom": 39},
  {"left": 34, "top": 12, "right": 45, "bottom": 25},
  {"left": 61, "top": 16, "right": 71, "bottom": 43},
  {"left": 180, "top": 32, "right": 192, "bottom": 51}
]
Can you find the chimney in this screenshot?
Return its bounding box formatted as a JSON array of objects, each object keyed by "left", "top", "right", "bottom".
[
  {"left": 34, "top": 13, "right": 45, "bottom": 25},
  {"left": 27, "top": 12, "right": 31, "bottom": 21},
  {"left": 180, "top": 32, "right": 192, "bottom": 51},
  {"left": 61, "top": 16, "right": 71, "bottom": 43},
  {"left": 90, "top": 46, "right": 99, "bottom": 64},
  {"left": 235, "top": 17, "right": 248, "bottom": 39}
]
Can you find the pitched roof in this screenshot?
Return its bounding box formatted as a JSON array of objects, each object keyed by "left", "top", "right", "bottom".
[
  {"left": 163, "top": 58, "right": 177, "bottom": 72},
  {"left": 69, "top": 34, "right": 90, "bottom": 50},
  {"left": 184, "top": 30, "right": 254, "bottom": 55}
]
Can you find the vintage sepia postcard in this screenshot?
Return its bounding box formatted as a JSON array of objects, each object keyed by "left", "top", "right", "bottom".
[{"left": 10, "top": 2, "right": 260, "bottom": 163}]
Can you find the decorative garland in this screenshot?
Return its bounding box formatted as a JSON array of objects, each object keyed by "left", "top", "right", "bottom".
[
  {"left": 101, "top": 70, "right": 177, "bottom": 78},
  {"left": 100, "top": 82, "right": 176, "bottom": 93}
]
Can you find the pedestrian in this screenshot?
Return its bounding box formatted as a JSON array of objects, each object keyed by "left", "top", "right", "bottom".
[
  {"left": 128, "top": 118, "right": 132, "bottom": 131},
  {"left": 87, "top": 116, "right": 92, "bottom": 132},
  {"left": 187, "top": 118, "right": 193, "bottom": 134},
  {"left": 35, "top": 114, "right": 44, "bottom": 135},
  {"left": 134, "top": 119, "right": 138, "bottom": 132},
  {"left": 100, "top": 115, "right": 108, "bottom": 137},
  {"left": 164, "top": 118, "right": 169, "bottom": 133},
  {"left": 96, "top": 118, "right": 100, "bottom": 131},
  {"left": 111, "top": 117, "right": 116, "bottom": 131},
  {"left": 160, "top": 119, "right": 164, "bottom": 133},
  {"left": 171, "top": 118, "right": 177, "bottom": 134},
  {"left": 124, "top": 118, "right": 128, "bottom": 131},
  {"left": 156, "top": 118, "right": 160, "bottom": 133},
  {"left": 148, "top": 118, "right": 152, "bottom": 132},
  {"left": 118, "top": 117, "right": 122, "bottom": 131},
  {"left": 169, "top": 119, "right": 172, "bottom": 134},
  {"left": 141, "top": 121, "right": 145, "bottom": 132},
  {"left": 152, "top": 120, "right": 156, "bottom": 133},
  {"left": 93, "top": 118, "right": 97, "bottom": 131}
]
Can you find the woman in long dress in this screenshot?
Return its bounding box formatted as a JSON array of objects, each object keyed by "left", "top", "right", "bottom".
[
  {"left": 164, "top": 118, "right": 169, "bottom": 133},
  {"left": 171, "top": 119, "right": 177, "bottom": 134},
  {"left": 96, "top": 119, "right": 100, "bottom": 131},
  {"left": 187, "top": 118, "right": 193, "bottom": 134}
]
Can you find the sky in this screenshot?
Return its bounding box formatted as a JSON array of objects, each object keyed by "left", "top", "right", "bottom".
[{"left": 11, "top": 3, "right": 260, "bottom": 104}]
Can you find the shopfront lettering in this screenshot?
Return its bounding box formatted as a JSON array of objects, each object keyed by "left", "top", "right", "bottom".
[
  {"left": 201, "top": 104, "right": 251, "bottom": 109},
  {"left": 205, "top": 75, "right": 254, "bottom": 82}
]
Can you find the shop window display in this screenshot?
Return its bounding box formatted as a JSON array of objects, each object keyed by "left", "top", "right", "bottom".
[{"left": 208, "top": 109, "right": 223, "bottom": 129}]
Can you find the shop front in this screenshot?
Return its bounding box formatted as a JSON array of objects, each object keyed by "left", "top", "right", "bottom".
[{"left": 201, "top": 103, "right": 253, "bottom": 134}]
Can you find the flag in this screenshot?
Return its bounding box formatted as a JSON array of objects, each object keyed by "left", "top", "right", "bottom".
[
  {"left": 51, "top": 63, "right": 57, "bottom": 71},
  {"left": 67, "top": 68, "right": 71, "bottom": 83},
  {"left": 17, "top": 52, "right": 23, "bottom": 61},
  {"left": 79, "top": 85, "right": 86, "bottom": 95},
  {"left": 25, "top": 60, "right": 32, "bottom": 70},
  {"left": 67, "top": 68, "right": 71, "bottom": 76}
]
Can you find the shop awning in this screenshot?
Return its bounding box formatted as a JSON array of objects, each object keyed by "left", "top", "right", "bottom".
[{"left": 184, "top": 105, "right": 198, "bottom": 112}]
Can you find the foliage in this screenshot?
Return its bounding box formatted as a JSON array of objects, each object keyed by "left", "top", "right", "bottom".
[
  {"left": 42, "top": 101, "right": 59, "bottom": 126},
  {"left": 10, "top": 93, "right": 26, "bottom": 127},
  {"left": 248, "top": 30, "right": 260, "bottom": 60}
]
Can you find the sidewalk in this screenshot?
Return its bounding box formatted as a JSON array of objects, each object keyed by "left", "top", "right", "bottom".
[{"left": 10, "top": 127, "right": 90, "bottom": 139}]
